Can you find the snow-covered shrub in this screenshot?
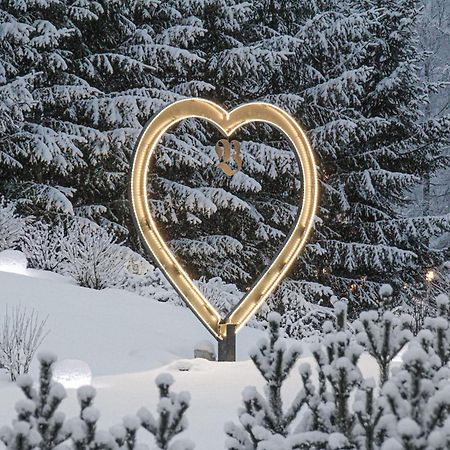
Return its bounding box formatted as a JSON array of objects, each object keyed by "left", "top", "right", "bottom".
[
  {"left": 0, "top": 352, "right": 67, "bottom": 449},
  {"left": 59, "top": 220, "right": 128, "bottom": 290},
  {"left": 21, "top": 221, "right": 66, "bottom": 272},
  {"left": 225, "top": 312, "right": 304, "bottom": 449},
  {"left": 229, "top": 291, "right": 450, "bottom": 450},
  {"left": 0, "top": 306, "right": 49, "bottom": 381},
  {"left": 0, "top": 200, "right": 24, "bottom": 252},
  {"left": 1, "top": 354, "right": 193, "bottom": 450},
  {"left": 138, "top": 373, "right": 193, "bottom": 450},
  {"left": 354, "top": 286, "right": 414, "bottom": 384},
  {"left": 263, "top": 279, "right": 334, "bottom": 342},
  {"left": 20, "top": 218, "right": 172, "bottom": 297}
]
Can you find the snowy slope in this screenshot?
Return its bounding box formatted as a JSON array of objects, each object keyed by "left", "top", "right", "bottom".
[{"left": 0, "top": 269, "right": 379, "bottom": 450}]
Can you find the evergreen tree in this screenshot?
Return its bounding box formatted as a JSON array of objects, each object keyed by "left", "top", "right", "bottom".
[
  {"left": 225, "top": 312, "right": 304, "bottom": 450},
  {"left": 0, "top": 352, "right": 68, "bottom": 450},
  {"left": 0, "top": 0, "right": 86, "bottom": 215},
  {"left": 138, "top": 373, "right": 193, "bottom": 450},
  {"left": 1, "top": 0, "right": 449, "bottom": 332},
  {"left": 152, "top": 0, "right": 450, "bottom": 324}
]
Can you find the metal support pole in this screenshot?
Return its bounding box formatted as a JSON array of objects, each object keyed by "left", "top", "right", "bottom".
[{"left": 218, "top": 324, "right": 236, "bottom": 361}]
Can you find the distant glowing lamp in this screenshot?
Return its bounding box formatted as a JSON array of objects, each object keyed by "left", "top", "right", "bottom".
[
  {"left": 425, "top": 269, "right": 436, "bottom": 283},
  {"left": 129, "top": 98, "right": 319, "bottom": 361},
  {"left": 52, "top": 359, "right": 92, "bottom": 389}
]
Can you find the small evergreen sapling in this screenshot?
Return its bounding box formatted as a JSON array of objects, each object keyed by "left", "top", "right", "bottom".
[
  {"left": 354, "top": 285, "right": 413, "bottom": 384},
  {"left": 1, "top": 357, "right": 194, "bottom": 449},
  {"left": 138, "top": 373, "right": 193, "bottom": 450},
  {"left": 294, "top": 299, "right": 364, "bottom": 449},
  {"left": 422, "top": 293, "right": 450, "bottom": 366},
  {"left": 378, "top": 293, "right": 450, "bottom": 449},
  {"left": 110, "top": 415, "right": 142, "bottom": 450},
  {"left": 225, "top": 312, "right": 304, "bottom": 450},
  {"left": 0, "top": 352, "right": 67, "bottom": 449},
  {"left": 65, "top": 385, "right": 117, "bottom": 449}
]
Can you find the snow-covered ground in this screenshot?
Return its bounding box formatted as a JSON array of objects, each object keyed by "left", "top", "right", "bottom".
[{"left": 0, "top": 266, "right": 379, "bottom": 449}]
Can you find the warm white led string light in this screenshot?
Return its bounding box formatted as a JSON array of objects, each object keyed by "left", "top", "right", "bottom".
[{"left": 129, "top": 98, "right": 319, "bottom": 340}]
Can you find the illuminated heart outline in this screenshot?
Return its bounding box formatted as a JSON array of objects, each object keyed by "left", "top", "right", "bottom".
[{"left": 129, "top": 98, "right": 319, "bottom": 340}]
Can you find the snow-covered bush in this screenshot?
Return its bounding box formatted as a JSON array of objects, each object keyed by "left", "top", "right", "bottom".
[
  {"left": 21, "top": 221, "right": 66, "bottom": 272},
  {"left": 225, "top": 312, "right": 304, "bottom": 449},
  {"left": 0, "top": 201, "right": 24, "bottom": 252},
  {"left": 20, "top": 218, "right": 172, "bottom": 297},
  {"left": 138, "top": 373, "right": 193, "bottom": 450},
  {"left": 229, "top": 291, "right": 450, "bottom": 449},
  {"left": 0, "top": 354, "right": 193, "bottom": 450},
  {"left": 59, "top": 220, "right": 128, "bottom": 290},
  {"left": 0, "top": 306, "right": 49, "bottom": 381},
  {"left": 0, "top": 352, "right": 67, "bottom": 449}
]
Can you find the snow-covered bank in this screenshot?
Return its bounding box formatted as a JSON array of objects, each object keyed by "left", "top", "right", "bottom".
[
  {"left": 0, "top": 270, "right": 267, "bottom": 449},
  {"left": 0, "top": 270, "right": 379, "bottom": 449}
]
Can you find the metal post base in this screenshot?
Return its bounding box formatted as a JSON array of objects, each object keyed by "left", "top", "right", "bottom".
[{"left": 218, "top": 324, "right": 236, "bottom": 361}]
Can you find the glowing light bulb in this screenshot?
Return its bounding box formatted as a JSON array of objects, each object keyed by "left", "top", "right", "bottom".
[{"left": 425, "top": 269, "right": 436, "bottom": 283}]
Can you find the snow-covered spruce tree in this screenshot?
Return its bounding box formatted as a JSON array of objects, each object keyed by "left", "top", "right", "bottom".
[
  {"left": 353, "top": 285, "right": 413, "bottom": 384},
  {"left": 138, "top": 373, "right": 193, "bottom": 450},
  {"left": 270, "top": 0, "right": 450, "bottom": 316},
  {"left": 292, "top": 299, "right": 364, "bottom": 448},
  {"left": 225, "top": 312, "right": 304, "bottom": 450},
  {"left": 0, "top": 0, "right": 209, "bottom": 231},
  {"left": 60, "top": 0, "right": 210, "bottom": 238},
  {"left": 416, "top": 0, "right": 450, "bottom": 249},
  {"left": 151, "top": 0, "right": 450, "bottom": 325},
  {"left": 149, "top": 0, "right": 338, "bottom": 319},
  {"left": 327, "top": 0, "right": 450, "bottom": 313},
  {"left": 381, "top": 302, "right": 450, "bottom": 450},
  {"left": 0, "top": 0, "right": 86, "bottom": 216},
  {"left": 0, "top": 352, "right": 67, "bottom": 449}
]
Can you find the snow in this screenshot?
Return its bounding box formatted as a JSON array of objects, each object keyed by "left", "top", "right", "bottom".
[
  {"left": 0, "top": 250, "right": 27, "bottom": 273},
  {"left": 0, "top": 270, "right": 382, "bottom": 450},
  {"left": 0, "top": 250, "right": 75, "bottom": 283},
  {"left": 379, "top": 283, "right": 393, "bottom": 297}
]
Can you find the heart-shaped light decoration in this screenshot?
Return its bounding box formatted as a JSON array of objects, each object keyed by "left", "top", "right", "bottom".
[{"left": 129, "top": 98, "right": 319, "bottom": 340}]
